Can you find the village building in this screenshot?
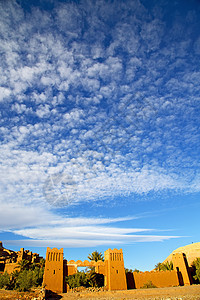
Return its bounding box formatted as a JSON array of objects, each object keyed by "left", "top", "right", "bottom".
[{"left": 0, "top": 241, "right": 42, "bottom": 274}]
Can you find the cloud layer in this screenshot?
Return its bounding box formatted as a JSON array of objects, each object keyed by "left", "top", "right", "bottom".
[{"left": 0, "top": 0, "right": 200, "bottom": 245}]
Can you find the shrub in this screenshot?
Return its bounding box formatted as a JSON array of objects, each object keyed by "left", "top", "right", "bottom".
[
  {"left": 0, "top": 272, "right": 10, "bottom": 289},
  {"left": 141, "top": 280, "right": 157, "bottom": 289},
  {"left": 88, "top": 272, "right": 104, "bottom": 287},
  {"left": 32, "top": 266, "right": 44, "bottom": 286},
  {"left": 0, "top": 260, "right": 44, "bottom": 292},
  {"left": 66, "top": 271, "right": 89, "bottom": 289},
  {"left": 66, "top": 270, "right": 104, "bottom": 289},
  {"left": 192, "top": 258, "right": 200, "bottom": 282},
  {"left": 15, "top": 269, "right": 37, "bottom": 291}
]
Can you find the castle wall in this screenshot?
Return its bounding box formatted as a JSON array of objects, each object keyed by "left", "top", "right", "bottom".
[
  {"left": 95, "top": 264, "right": 106, "bottom": 275},
  {"left": 4, "top": 263, "right": 19, "bottom": 274},
  {"left": 66, "top": 264, "right": 77, "bottom": 276},
  {"left": 172, "top": 253, "right": 193, "bottom": 285},
  {"left": 127, "top": 270, "right": 179, "bottom": 289}
]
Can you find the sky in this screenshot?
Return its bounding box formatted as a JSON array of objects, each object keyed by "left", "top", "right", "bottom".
[{"left": 0, "top": 0, "right": 200, "bottom": 271}]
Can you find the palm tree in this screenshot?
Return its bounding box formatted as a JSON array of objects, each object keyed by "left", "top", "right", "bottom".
[
  {"left": 36, "top": 258, "right": 45, "bottom": 269},
  {"left": 88, "top": 251, "right": 104, "bottom": 262},
  {"left": 15, "top": 259, "right": 30, "bottom": 271},
  {"left": 88, "top": 271, "right": 104, "bottom": 287},
  {"left": 155, "top": 261, "right": 173, "bottom": 271}
]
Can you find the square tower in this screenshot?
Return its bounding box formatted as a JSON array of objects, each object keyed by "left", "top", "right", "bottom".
[
  {"left": 104, "top": 248, "right": 127, "bottom": 290},
  {"left": 43, "top": 247, "right": 64, "bottom": 293}
]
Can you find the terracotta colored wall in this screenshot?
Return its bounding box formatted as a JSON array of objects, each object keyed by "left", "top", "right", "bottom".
[
  {"left": 66, "top": 264, "right": 77, "bottom": 276},
  {"left": 43, "top": 247, "right": 64, "bottom": 293},
  {"left": 128, "top": 270, "right": 179, "bottom": 289},
  {"left": 104, "top": 248, "right": 127, "bottom": 291},
  {"left": 95, "top": 264, "right": 106, "bottom": 275},
  {"left": 4, "top": 263, "right": 19, "bottom": 274},
  {"left": 172, "top": 253, "right": 193, "bottom": 285}
]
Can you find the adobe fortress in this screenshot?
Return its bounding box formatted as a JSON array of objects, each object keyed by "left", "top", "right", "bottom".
[
  {"left": 1, "top": 241, "right": 198, "bottom": 294},
  {"left": 0, "top": 241, "right": 42, "bottom": 274},
  {"left": 43, "top": 245, "right": 195, "bottom": 293},
  {"left": 43, "top": 248, "right": 127, "bottom": 293}
]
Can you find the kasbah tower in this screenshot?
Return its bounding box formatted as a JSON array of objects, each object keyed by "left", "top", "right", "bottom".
[{"left": 42, "top": 243, "right": 199, "bottom": 293}]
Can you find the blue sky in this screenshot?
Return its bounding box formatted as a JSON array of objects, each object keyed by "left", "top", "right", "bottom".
[{"left": 0, "top": 0, "right": 200, "bottom": 271}]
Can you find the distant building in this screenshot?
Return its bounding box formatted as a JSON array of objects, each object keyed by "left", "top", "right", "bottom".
[{"left": 0, "top": 241, "right": 43, "bottom": 274}]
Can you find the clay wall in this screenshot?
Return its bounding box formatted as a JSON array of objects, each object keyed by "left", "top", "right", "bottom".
[
  {"left": 95, "top": 263, "right": 106, "bottom": 275},
  {"left": 127, "top": 270, "right": 179, "bottom": 289},
  {"left": 66, "top": 264, "right": 77, "bottom": 276},
  {"left": 17, "top": 248, "right": 24, "bottom": 262},
  {"left": 172, "top": 253, "right": 193, "bottom": 285},
  {"left": 43, "top": 248, "right": 64, "bottom": 293},
  {"left": 4, "top": 263, "right": 19, "bottom": 274}
]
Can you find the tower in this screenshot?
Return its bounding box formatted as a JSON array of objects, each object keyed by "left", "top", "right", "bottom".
[
  {"left": 104, "top": 248, "right": 127, "bottom": 290},
  {"left": 43, "top": 247, "right": 64, "bottom": 293}
]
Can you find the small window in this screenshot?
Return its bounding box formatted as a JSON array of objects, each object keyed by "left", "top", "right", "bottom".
[
  {"left": 116, "top": 270, "right": 118, "bottom": 274},
  {"left": 53, "top": 270, "right": 56, "bottom": 274}
]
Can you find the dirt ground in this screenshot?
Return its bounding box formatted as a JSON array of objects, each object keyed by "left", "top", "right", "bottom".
[
  {"left": 0, "top": 288, "right": 40, "bottom": 299},
  {"left": 0, "top": 285, "right": 200, "bottom": 300},
  {"left": 61, "top": 285, "right": 200, "bottom": 300}
]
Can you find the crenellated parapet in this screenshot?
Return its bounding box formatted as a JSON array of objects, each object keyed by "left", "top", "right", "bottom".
[{"left": 66, "top": 259, "right": 105, "bottom": 267}]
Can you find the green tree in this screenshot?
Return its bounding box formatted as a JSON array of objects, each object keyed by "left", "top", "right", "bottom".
[
  {"left": 125, "top": 268, "right": 133, "bottom": 273},
  {"left": 0, "top": 272, "right": 10, "bottom": 289},
  {"left": 66, "top": 271, "right": 89, "bottom": 289},
  {"left": 29, "top": 258, "right": 45, "bottom": 286},
  {"left": 125, "top": 268, "right": 140, "bottom": 273},
  {"left": 9, "top": 270, "right": 20, "bottom": 289},
  {"left": 88, "top": 251, "right": 104, "bottom": 262},
  {"left": 133, "top": 268, "right": 140, "bottom": 273},
  {"left": 15, "top": 269, "right": 37, "bottom": 291},
  {"left": 155, "top": 261, "right": 173, "bottom": 271},
  {"left": 192, "top": 258, "right": 200, "bottom": 282},
  {"left": 15, "top": 259, "right": 30, "bottom": 271},
  {"left": 66, "top": 270, "right": 104, "bottom": 289},
  {"left": 88, "top": 271, "right": 104, "bottom": 287},
  {"left": 37, "top": 258, "right": 45, "bottom": 269}
]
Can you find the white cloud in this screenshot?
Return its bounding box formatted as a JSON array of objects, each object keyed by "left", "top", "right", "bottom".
[
  {"left": 0, "top": 204, "right": 179, "bottom": 247},
  {"left": 0, "top": 87, "right": 11, "bottom": 101},
  {"left": 0, "top": 1, "right": 199, "bottom": 253},
  {"left": 0, "top": 0, "right": 199, "bottom": 211},
  {"left": 3, "top": 234, "right": 179, "bottom": 248}
]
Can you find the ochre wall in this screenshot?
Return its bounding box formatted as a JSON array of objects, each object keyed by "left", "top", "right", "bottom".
[
  {"left": 4, "top": 263, "right": 19, "bottom": 274},
  {"left": 172, "top": 253, "right": 192, "bottom": 285},
  {"left": 104, "top": 248, "right": 127, "bottom": 291},
  {"left": 95, "top": 263, "right": 106, "bottom": 275},
  {"left": 127, "top": 270, "right": 179, "bottom": 289},
  {"left": 66, "top": 264, "right": 77, "bottom": 276},
  {"left": 43, "top": 247, "right": 64, "bottom": 293}
]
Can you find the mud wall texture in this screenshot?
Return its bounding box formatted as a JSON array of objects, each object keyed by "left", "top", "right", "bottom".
[{"left": 127, "top": 270, "right": 179, "bottom": 289}]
